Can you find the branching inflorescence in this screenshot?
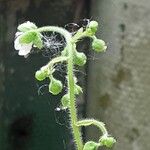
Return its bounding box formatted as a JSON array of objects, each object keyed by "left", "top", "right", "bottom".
[{"left": 14, "top": 20, "right": 116, "bottom": 150}]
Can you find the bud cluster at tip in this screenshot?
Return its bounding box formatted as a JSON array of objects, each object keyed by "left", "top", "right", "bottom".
[
  {"left": 35, "top": 64, "right": 63, "bottom": 95},
  {"left": 85, "top": 21, "right": 99, "bottom": 36},
  {"left": 99, "top": 135, "right": 116, "bottom": 148},
  {"left": 83, "top": 135, "right": 116, "bottom": 150}
]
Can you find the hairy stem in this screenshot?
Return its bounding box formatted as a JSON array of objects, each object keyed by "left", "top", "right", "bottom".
[
  {"left": 38, "top": 26, "right": 83, "bottom": 150},
  {"left": 67, "top": 44, "right": 83, "bottom": 150},
  {"left": 76, "top": 119, "right": 108, "bottom": 135},
  {"left": 47, "top": 56, "right": 68, "bottom": 68}
]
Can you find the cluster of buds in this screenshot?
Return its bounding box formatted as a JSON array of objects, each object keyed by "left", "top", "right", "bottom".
[
  {"left": 83, "top": 135, "right": 116, "bottom": 150},
  {"left": 35, "top": 64, "right": 63, "bottom": 95},
  {"left": 35, "top": 63, "right": 83, "bottom": 108}
]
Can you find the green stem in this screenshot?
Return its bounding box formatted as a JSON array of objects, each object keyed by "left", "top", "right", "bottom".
[
  {"left": 72, "top": 30, "right": 93, "bottom": 43},
  {"left": 47, "top": 56, "right": 68, "bottom": 68},
  {"left": 38, "top": 26, "right": 83, "bottom": 150},
  {"left": 76, "top": 119, "right": 108, "bottom": 135},
  {"left": 67, "top": 44, "right": 83, "bottom": 150}
]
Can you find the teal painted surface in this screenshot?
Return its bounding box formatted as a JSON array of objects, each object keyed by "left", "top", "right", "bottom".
[{"left": 0, "top": 0, "right": 79, "bottom": 149}]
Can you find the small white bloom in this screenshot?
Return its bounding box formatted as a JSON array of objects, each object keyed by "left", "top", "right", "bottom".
[{"left": 14, "top": 33, "right": 32, "bottom": 57}]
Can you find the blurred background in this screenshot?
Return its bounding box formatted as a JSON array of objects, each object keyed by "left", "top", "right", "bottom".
[{"left": 0, "top": 0, "right": 150, "bottom": 150}]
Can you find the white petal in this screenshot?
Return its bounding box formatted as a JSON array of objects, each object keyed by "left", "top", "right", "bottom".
[
  {"left": 15, "top": 32, "right": 22, "bottom": 38},
  {"left": 18, "top": 43, "right": 32, "bottom": 56},
  {"left": 14, "top": 36, "right": 21, "bottom": 50}
]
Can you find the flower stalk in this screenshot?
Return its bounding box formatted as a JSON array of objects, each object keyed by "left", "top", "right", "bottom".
[{"left": 14, "top": 20, "right": 116, "bottom": 150}]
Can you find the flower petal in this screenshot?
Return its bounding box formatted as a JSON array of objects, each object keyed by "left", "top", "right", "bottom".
[
  {"left": 15, "top": 32, "right": 22, "bottom": 38},
  {"left": 18, "top": 43, "right": 32, "bottom": 56},
  {"left": 17, "top": 21, "right": 37, "bottom": 32},
  {"left": 14, "top": 36, "right": 22, "bottom": 50}
]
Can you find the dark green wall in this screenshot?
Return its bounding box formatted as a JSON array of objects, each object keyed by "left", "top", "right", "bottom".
[{"left": 0, "top": 0, "right": 89, "bottom": 150}]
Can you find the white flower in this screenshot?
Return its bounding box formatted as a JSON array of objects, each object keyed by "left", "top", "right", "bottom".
[
  {"left": 14, "top": 21, "right": 43, "bottom": 56},
  {"left": 14, "top": 32, "right": 32, "bottom": 57}
]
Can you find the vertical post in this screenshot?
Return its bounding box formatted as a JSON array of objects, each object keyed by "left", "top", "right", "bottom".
[{"left": 87, "top": 0, "right": 150, "bottom": 150}]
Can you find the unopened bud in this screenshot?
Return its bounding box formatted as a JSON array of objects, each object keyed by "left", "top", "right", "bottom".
[
  {"left": 49, "top": 78, "right": 63, "bottom": 95},
  {"left": 74, "top": 52, "right": 87, "bottom": 66},
  {"left": 100, "top": 136, "right": 116, "bottom": 148},
  {"left": 83, "top": 141, "right": 99, "bottom": 150},
  {"left": 61, "top": 94, "right": 70, "bottom": 108},
  {"left": 92, "top": 39, "right": 107, "bottom": 52},
  {"left": 89, "top": 21, "right": 98, "bottom": 33}
]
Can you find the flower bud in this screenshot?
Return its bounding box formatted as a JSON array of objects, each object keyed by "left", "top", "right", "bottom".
[
  {"left": 83, "top": 141, "right": 99, "bottom": 150},
  {"left": 18, "top": 21, "right": 37, "bottom": 32},
  {"left": 88, "top": 21, "right": 98, "bottom": 33},
  {"left": 74, "top": 52, "right": 87, "bottom": 66},
  {"left": 35, "top": 70, "right": 46, "bottom": 81},
  {"left": 35, "top": 66, "right": 49, "bottom": 81},
  {"left": 49, "top": 78, "right": 63, "bottom": 95},
  {"left": 61, "top": 94, "right": 70, "bottom": 108},
  {"left": 100, "top": 136, "right": 116, "bottom": 148},
  {"left": 92, "top": 39, "right": 107, "bottom": 52}
]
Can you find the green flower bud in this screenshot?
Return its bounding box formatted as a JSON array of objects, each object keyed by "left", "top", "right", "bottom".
[
  {"left": 83, "top": 141, "right": 99, "bottom": 150},
  {"left": 92, "top": 39, "right": 107, "bottom": 52},
  {"left": 74, "top": 52, "right": 87, "bottom": 66},
  {"left": 100, "top": 136, "right": 116, "bottom": 148},
  {"left": 35, "top": 70, "right": 47, "bottom": 81},
  {"left": 89, "top": 21, "right": 98, "bottom": 33},
  {"left": 61, "top": 94, "right": 70, "bottom": 108},
  {"left": 35, "top": 66, "right": 49, "bottom": 81},
  {"left": 19, "top": 31, "right": 38, "bottom": 44},
  {"left": 49, "top": 78, "right": 63, "bottom": 95},
  {"left": 18, "top": 21, "right": 37, "bottom": 32}
]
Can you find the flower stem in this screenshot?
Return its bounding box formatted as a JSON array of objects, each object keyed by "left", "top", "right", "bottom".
[
  {"left": 67, "top": 44, "right": 83, "bottom": 150},
  {"left": 38, "top": 26, "right": 83, "bottom": 150},
  {"left": 76, "top": 119, "right": 108, "bottom": 135}
]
